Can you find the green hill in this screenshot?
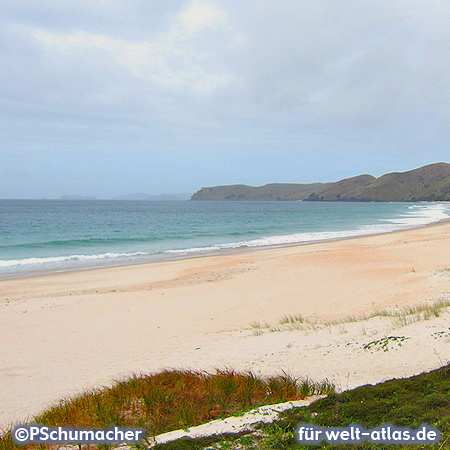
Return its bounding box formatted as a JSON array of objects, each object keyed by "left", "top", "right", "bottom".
[
  {"left": 191, "top": 163, "right": 450, "bottom": 202},
  {"left": 355, "top": 162, "right": 450, "bottom": 202},
  {"left": 305, "top": 174, "right": 376, "bottom": 201},
  {"left": 191, "top": 182, "right": 330, "bottom": 201}
]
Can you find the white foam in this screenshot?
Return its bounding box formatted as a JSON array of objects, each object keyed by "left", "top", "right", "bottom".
[
  {"left": 1, "top": 203, "right": 449, "bottom": 272},
  {"left": 0, "top": 251, "right": 149, "bottom": 268},
  {"left": 163, "top": 203, "right": 450, "bottom": 256},
  {"left": 383, "top": 203, "right": 449, "bottom": 226}
]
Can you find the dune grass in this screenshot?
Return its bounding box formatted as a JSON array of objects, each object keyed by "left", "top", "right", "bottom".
[
  {"left": 251, "top": 298, "right": 450, "bottom": 334},
  {"left": 435, "top": 268, "right": 450, "bottom": 276},
  {"left": 0, "top": 369, "right": 334, "bottom": 450},
  {"left": 328, "top": 297, "right": 450, "bottom": 325},
  {"left": 155, "top": 364, "right": 450, "bottom": 449}
]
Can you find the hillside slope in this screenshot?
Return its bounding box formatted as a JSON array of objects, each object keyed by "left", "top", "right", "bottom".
[
  {"left": 305, "top": 174, "right": 376, "bottom": 201},
  {"left": 357, "top": 162, "right": 450, "bottom": 201},
  {"left": 191, "top": 163, "right": 450, "bottom": 202},
  {"left": 191, "top": 182, "right": 330, "bottom": 201}
]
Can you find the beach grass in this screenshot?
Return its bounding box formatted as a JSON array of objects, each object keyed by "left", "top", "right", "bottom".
[
  {"left": 325, "top": 298, "right": 450, "bottom": 327},
  {"left": 250, "top": 298, "right": 450, "bottom": 334},
  {"left": 153, "top": 364, "right": 450, "bottom": 449},
  {"left": 279, "top": 315, "right": 305, "bottom": 325},
  {"left": 0, "top": 369, "right": 334, "bottom": 450}
]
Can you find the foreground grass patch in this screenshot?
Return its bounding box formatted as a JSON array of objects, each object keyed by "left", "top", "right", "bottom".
[
  {"left": 0, "top": 369, "right": 333, "bottom": 450},
  {"left": 209, "top": 364, "right": 450, "bottom": 449},
  {"left": 4, "top": 365, "right": 450, "bottom": 449}
]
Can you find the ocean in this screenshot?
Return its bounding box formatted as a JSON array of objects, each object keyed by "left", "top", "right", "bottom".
[{"left": 0, "top": 200, "right": 448, "bottom": 279}]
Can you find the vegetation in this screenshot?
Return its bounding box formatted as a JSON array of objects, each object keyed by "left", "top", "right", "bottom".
[
  {"left": 153, "top": 364, "right": 450, "bottom": 449},
  {"left": 0, "top": 369, "right": 333, "bottom": 450},
  {"left": 191, "top": 162, "right": 450, "bottom": 202},
  {"left": 362, "top": 336, "right": 410, "bottom": 352},
  {"left": 3, "top": 364, "right": 450, "bottom": 449},
  {"left": 191, "top": 183, "right": 329, "bottom": 201},
  {"left": 250, "top": 298, "right": 450, "bottom": 334}
]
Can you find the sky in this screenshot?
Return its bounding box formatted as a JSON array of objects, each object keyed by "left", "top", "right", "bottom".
[{"left": 1, "top": 0, "right": 450, "bottom": 199}]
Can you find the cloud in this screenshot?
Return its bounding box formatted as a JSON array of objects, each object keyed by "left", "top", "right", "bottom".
[
  {"left": 180, "top": 0, "right": 228, "bottom": 33},
  {"left": 30, "top": 0, "right": 234, "bottom": 94},
  {"left": 2, "top": 0, "right": 450, "bottom": 160},
  {"left": 225, "top": 0, "right": 450, "bottom": 130}
]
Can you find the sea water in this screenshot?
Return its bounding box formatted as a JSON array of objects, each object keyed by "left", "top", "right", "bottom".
[{"left": 0, "top": 200, "right": 448, "bottom": 279}]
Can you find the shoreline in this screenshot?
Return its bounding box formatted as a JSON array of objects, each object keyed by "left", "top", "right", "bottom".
[
  {"left": 2, "top": 214, "right": 450, "bottom": 283},
  {"left": 2, "top": 220, "right": 450, "bottom": 428}
]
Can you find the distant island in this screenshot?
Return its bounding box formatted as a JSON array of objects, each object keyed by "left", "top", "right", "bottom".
[
  {"left": 112, "top": 193, "right": 191, "bottom": 201},
  {"left": 58, "top": 194, "right": 191, "bottom": 201},
  {"left": 191, "top": 162, "right": 450, "bottom": 202}
]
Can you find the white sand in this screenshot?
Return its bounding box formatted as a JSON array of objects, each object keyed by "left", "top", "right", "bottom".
[
  {"left": 1, "top": 221, "right": 450, "bottom": 429},
  {"left": 147, "top": 396, "right": 325, "bottom": 446}
]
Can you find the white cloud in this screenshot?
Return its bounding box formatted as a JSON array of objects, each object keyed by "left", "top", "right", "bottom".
[
  {"left": 179, "top": 0, "right": 228, "bottom": 33},
  {"left": 31, "top": 0, "right": 234, "bottom": 94}
]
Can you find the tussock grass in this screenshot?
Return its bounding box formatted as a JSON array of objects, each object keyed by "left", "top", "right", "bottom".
[
  {"left": 279, "top": 314, "right": 304, "bottom": 325},
  {"left": 326, "top": 298, "right": 450, "bottom": 326},
  {"left": 389, "top": 298, "right": 450, "bottom": 327},
  {"left": 253, "top": 298, "right": 450, "bottom": 334},
  {"left": 0, "top": 369, "right": 334, "bottom": 450},
  {"left": 435, "top": 267, "right": 450, "bottom": 276},
  {"left": 127, "top": 364, "right": 450, "bottom": 449}
]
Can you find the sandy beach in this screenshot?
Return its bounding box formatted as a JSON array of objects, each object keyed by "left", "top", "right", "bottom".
[{"left": 2, "top": 221, "right": 450, "bottom": 429}]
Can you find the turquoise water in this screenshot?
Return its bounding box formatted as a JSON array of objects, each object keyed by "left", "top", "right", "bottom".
[{"left": 0, "top": 200, "right": 448, "bottom": 278}]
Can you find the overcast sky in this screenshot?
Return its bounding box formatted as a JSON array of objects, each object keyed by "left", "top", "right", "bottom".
[{"left": 2, "top": 0, "right": 450, "bottom": 198}]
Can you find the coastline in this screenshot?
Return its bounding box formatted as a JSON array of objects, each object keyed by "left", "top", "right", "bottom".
[
  {"left": 2, "top": 220, "right": 450, "bottom": 428},
  {"left": 2, "top": 208, "right": 450, "bottom": 283}
]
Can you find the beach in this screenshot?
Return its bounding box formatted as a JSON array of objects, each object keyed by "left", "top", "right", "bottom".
[{"left": 2, "top": 221, "right": 450, "bottom": 429}]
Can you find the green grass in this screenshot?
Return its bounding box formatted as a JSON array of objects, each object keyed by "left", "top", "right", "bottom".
[
  {"left": 0, "top": 369, "right": 334, "bottom": 450},
  {"left": 154, "top": 364, "right": 450, "bottom": 449},
  {"left": 362, "top": 336, "right": 410, "bottom": 352},
  {"left": 7, "top": 365, "right": 450, "bottom": 450},
  {"left": 266, "top": 363, "right": 450, "bottom": 449}
]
